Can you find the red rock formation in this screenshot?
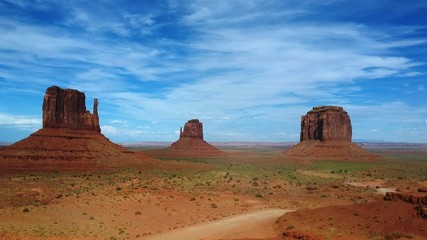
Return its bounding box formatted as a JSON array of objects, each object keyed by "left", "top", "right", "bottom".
[
  {"left": 300, "top": 106, "right": 351, "bottom": 142},
  {"left": 284, "top": 106, "right": 380, "bottom": 161},
  {"left": 0, "top": 128, "right": 136, "bottom": 171},
  {"left": 43, "top": 86, "right": 100, "bottom": 132},
  {"left": 273, "top": 200, "right": 427, "bottom": 239},
  {"left": 384, "top": 192, "right": 427, "bottom": 205},
  {"left": 180, "top": 119, "right": 203, "bottom": 139},
  {"left": 167, "top": 119, "right": 224, "bottom": 157},
  {"left": 0, "top": 86, "right": 154, "bottom": 172},
  {"left": 384, "top": 192, "right": 427, "bottom": 218}
]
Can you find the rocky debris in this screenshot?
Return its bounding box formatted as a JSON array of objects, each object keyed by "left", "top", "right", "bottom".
[
  {"left": 283, "top": 106, "right": 380, "bottom": 161},
  {"left": 384, "top": 192, "right": 427, "bottom": 218},
  {"left": 280, "top": 230, "right": 325, "bottom": 240},
  {"left": 384, "top": 192, "right": 427, "bottom": 205},
  {"left": 283, "top": 140, "right": 380, "bottom": 161},
  {"left": 180, "top": 119, "right": 203, "bottom": 139},
  {"left": 0, "top": 126, "right": 150, "bottom": 172},
  {"left": 418, "top": 187, "right": 427, "bottom": 193},
  {"left": 300, "top": 106, "right": 351, "bottom": 142},
  {"left": 43, "top": 86, "right": 100, "bottom": 132}
]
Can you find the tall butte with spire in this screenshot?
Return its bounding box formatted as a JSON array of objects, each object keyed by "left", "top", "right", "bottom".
[
  {"left": 42, "top": 86, "right": 100, "bottom": 131},
  {"left": 0, "top": 86, "right": 149, "bottom": 172},
  {"left": 283, "top": 106, "right": 380, "bottom": 161}
]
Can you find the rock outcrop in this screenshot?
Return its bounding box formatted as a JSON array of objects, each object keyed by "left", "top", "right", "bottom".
[
  {"left": 284, "top": 106, "right": 380, "bottom": 161},
  {"left": 300, "top": 106, "right": 351, "bottom": 142},
  {"left": 384, "top": 192, "right": 427, "bottom": 218},
  {"left": 166, "top": 119, "right": 224, "bottom": 157},
  {"left": 0, "top": 86, "right": 152, "bottom": 172},
  {"left": 179, "top": 119, "right": 203, "bottom": 139},
  {"left": 43, "top": 86, "right": 100, "bottom": 131},
  {"left": 384, "top": 192, "right": 427, "bottom": 205}
]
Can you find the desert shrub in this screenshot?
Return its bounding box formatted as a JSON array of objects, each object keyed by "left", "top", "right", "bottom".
[
  {"left": 415, "top": 203, "right": 424, "bottom": 217},
  {"left": 211, "top": 203, "right": 218, "bottom": 208},
  {"left": 287, "top": 224, "right": 295, "bottom": 230},
  {"left": 384, "top": 232, "right": 414, "bottom": 240},
  {"left": 252, "top": 181, "right": 259, "bottom": 187},
  {"left": 135, "top": 211, "right": 142, "bottom": 215},
  {"left": 22, "top": 207, "right": 30, "bottom": 213},
  {"left": 255, "top": 193, "right": 263, "bottom": 198}
]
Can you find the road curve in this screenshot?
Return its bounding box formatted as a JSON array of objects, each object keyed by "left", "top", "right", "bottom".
[{"left": 145, "top": 208, "right": 293, "bottom": 240}]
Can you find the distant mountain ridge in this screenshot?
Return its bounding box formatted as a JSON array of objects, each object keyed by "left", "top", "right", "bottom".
[
  {"left": 121, "top": 141, "right": 427, "bottom": 148},
  {"left": 0, "top": 142, "right": 11, "bottom": 146}
]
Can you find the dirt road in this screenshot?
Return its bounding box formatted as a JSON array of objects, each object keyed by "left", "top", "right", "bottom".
[{"left": 145, "top": 208, "right": 292, "bottom": 240}]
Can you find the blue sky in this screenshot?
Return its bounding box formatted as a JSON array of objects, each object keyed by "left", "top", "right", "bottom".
[{"left": 0, "top": 0, "right": 426, "bottom": 143}]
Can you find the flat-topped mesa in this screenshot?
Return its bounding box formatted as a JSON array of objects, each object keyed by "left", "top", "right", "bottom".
[
  {"left": 300, "top": 105, "right": 352, "bottom": 142},
  {"left": 42, "top": 86, "right": 100, "bottom": 132},
  {"left": 179, "top": 119, "right": 204, "bottom": 139}
]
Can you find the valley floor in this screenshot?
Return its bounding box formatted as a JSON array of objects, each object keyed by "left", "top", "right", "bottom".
[{"left": 0, "top": 146, "right": 426, "bottom": 240}]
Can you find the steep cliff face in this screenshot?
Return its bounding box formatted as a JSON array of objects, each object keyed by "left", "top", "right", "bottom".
[
  {"left": 300, "top": 106, "right": 351, "bottom": 142},
  {"left": 42, "top": 86, "right": 100, "bottom": 132},
  {"left": 180, "top": 119, "right": 204, "bottom": 139}
]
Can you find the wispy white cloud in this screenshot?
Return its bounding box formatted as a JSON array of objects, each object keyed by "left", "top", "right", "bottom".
[
  {"left": 0, "top": 0, "right": 426, "bottom": 142},
  {"left": 0, "top": 113, "right": 41, "bottom": 131},
  {"left": 101, "top": 125, "right": 118, "bottom": 135}
]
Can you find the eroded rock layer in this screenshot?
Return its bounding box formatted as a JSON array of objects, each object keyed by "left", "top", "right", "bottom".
[
  {"left": 0, "top": 86, "right": 153, "bottom": 172},
  {"left": 300, "top": 106, "right": 351, "bottom": 142},
  {"left": 284, "top": 140, "right": 381, "bottom": 161},
  {"left": 180, "top": 119, "right": 204, "bottom": 139},
  {"left": 0, "top": 128, "right": 140, "bottom": 171},
  {"left": 284, "top": 106, "right": 379, "bottom": 161},
  {"left": 43, "top": 86, "right": 100, "bottom": 132}
]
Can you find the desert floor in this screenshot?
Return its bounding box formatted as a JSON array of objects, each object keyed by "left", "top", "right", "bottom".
[{"left": 0, "top": 145, "right": 426, "bottom": 240}]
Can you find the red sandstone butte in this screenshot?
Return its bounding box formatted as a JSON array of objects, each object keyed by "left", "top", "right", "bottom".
[
  {"left": 0, "top": 86, "right": 152, "bottom": 172},
  {"left": 300, "top": 106, "right": 351, "bottom": 142},
  {"left": 179, "top": 119, "right": 204, "bottom": 139},
  {"left": 43, "top": 86, "right": 100, "bottom": 132},
  {"left": 284, "top": 106, "right": 380, "bottom": 161},
  {"left": 167, "top": 119, "right": 224, "bottom": 157}
]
